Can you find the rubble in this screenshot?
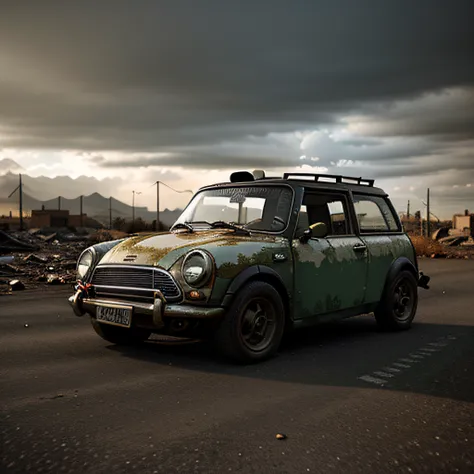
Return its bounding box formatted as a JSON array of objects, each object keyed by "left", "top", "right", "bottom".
[
  {"left": 0, "top": 228, "right": 91, "bottom": 291},
  {"left": 9, "top": 279, "right": 25, "bottom": 291},
  {"left": 439, "top": 235, "right": 469, "bottom": 247},
  {"left": 23, "top": 254, "right": 48, "bottom": 264},
  {"left": 0, "top": 230, "right": 39, "bottom": 253},
  {"left": 411, "top": 235, "right": 474, "bottom": 259},
  {"left": 432, "top": 227, "right": 450, "bottom": 241}
]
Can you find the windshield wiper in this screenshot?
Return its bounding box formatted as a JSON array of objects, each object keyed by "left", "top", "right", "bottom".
[
  {"left": 176, "top": 220, "right": 251, "bottom": 235},
  {"left": 209, "top": 221, "right": 251, "bottom": 235},
  {"left": 171, "top": 222, "right": 194, "bottom": 233}
]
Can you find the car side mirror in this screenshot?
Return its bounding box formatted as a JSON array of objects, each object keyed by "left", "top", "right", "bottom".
[{"left": 299, "top": 222, "right": 328, "bottom": 243}]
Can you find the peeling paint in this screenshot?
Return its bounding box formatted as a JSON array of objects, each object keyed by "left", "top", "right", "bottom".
[
  {"left": 292, "top": 241, "right": 327, "bottom": 267},
  {"left": 361, "top": 234, "right": 415, "bottom": 303},
  {"left": 99, "top": 230, "right": 281, "bottom": 269},
  {"left": 293, "top": 236, "right": 368, "bottom": 319}
]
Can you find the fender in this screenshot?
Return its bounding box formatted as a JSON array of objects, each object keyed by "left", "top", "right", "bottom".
[
  {"left": 382, "top": 256, "right": 419, "bottom": 294},
  {"left": 221, "top": 265, "right": 287, "bottom": 308}
]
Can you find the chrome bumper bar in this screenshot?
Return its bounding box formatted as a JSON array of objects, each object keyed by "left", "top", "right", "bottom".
[{"left": 68, "top": 290, "right": 225, "bottom": 328}]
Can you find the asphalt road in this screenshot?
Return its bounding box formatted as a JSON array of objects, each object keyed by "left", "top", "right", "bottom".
[{"left": 1, "top": 259, "right": 474, "bottom": 474}]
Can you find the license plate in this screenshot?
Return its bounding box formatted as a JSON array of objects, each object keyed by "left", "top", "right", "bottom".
[{"left": 96, "top": 305, "right": 132, "bottom": 328}]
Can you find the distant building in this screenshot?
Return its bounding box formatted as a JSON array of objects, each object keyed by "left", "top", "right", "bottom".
[
  {"left": 30, "top": 210, "right": 102, "bottom": 229},
  {"left": 0, "top": 216, "right": 23, "bottom": 231},
  {"left": 31, "top": 210, "right": 69, "bottom": 228},
  {"left": 453, "top": 209, "right": 474, "bottom": 237}
]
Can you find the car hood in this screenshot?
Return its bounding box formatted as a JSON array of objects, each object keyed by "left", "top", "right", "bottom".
[{"left": 98, "top": 230, "right": 284, "bottom": 270}]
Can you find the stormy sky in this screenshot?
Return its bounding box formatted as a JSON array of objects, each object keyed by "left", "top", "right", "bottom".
[{"left": 0, "top": 0, "right": 473, "bottom": 217}]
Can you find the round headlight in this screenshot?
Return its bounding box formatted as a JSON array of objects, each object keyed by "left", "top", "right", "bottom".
[
  {"left": 182, "top": 250, "right": 213, "bottom": 288},
  {"left": 77, "top": 250, "right": 93, "bottom": 280}
]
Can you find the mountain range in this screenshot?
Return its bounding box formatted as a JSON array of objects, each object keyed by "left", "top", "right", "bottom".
[
  {"left": 0, "top": 162, "right": 121, "bottom": 201},
  {"left": 0, "top": 158, "right": 24, "bottom": 175},
  {"left": 0, "top": 159, "right": 182, "bottom": 227}
]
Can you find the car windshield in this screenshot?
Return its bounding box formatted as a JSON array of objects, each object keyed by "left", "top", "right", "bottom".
[{"left": 173, "top": 185, "right": 293, "bottom": 232}]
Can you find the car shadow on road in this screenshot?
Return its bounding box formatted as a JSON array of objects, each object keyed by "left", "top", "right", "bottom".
[{"left": 107, "top": 315, "right": 474, "bottom": 404}]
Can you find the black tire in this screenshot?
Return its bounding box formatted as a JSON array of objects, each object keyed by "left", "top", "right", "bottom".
[
  {"left": 214, "top": 281, "right": 286, "bottom": 363},
  {"left": 91, "top": 318, "right": 151, "bottom": 345},
  {"left": 375, "top": 270, "right": 418, "bottom": 330}
]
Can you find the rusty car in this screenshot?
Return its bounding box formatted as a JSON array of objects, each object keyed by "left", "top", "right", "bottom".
[{"left": 69, "top": 171, "right": 430, "bottom": 363}]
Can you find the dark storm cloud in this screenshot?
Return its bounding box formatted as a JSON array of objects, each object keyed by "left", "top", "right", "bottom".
[
  {"left": 1, "top": 0, "right": 473, "bottom": 153},
  {"left": 353, "top": 89, "right": 474, "bottom": 141}
]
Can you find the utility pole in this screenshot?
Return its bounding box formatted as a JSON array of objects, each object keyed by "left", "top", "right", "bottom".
[
  {"left": 156, "top": 181, "right": 160, "bottom": 231},
  {"left": 80, "top": 195, "right": 84, "bottom": 227},
  {"left": 407, "top": 200, "right": 410, "bottom": 219},
  {"left": 152, "top": 180, "right": 193, "bottom": 232},
  {"left": 132, "top": 191, "right": 141, "bottom": 223},
  {"left": 7, "top": 174, "right": 24, "bottom": 231},
  {"left": 132, "top": 192, "right": 135, "bottom": 222},
  {"left": 19, "top": 174, "right": 23, "bottom": 231},
  {"left": 426, "top": 188, "right": 431, "bottom": 239},
  {"left": 109, "top": 197, "right": 112, "bottom": 230}
]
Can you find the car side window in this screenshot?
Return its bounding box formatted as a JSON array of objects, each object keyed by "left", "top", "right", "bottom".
[
  {"left": 298, "top": 192, "right": 351, "bottom": 236},
  {"left": 353, "top": 195, "right": 400, "bottom": 232}
]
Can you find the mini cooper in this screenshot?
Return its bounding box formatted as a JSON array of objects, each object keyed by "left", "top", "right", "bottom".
[{"left": 69, "top": 170, "right": 430, "bottom": 363}]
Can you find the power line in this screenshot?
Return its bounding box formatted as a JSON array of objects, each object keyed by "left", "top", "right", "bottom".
[{"left": 151, "top": 181, "right": 193, "bottom": 232}]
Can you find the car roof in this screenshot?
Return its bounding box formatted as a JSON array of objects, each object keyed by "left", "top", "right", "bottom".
[{"left": 199, "top": 171, "right": 388, "bottom": 197}]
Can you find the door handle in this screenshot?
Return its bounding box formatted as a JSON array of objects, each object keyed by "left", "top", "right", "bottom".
[{"left": 353, "top": 243, "right": 367, "bottom": 252}]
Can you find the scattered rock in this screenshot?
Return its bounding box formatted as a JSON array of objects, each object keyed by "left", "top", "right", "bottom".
[
  {"left": 439, "top": 235, "right": 469, "bottom": 247},
  {"left": 47, "top": 274, "right": 63, "bottom": 285},
  {"left": 9, "top": 279, "right": 25, "bottom": 291},
  {"left": 276, "top": 433, "right": 287, "bottom": 440},
  {"left": 23, "top": 254, "right": 48, "bottom": 264},
  {"left": 0, "top": 230, "right": 89, "bottom": 288},
  {"left": 37, "top": 233, "right": 57, "bottom": 242}
]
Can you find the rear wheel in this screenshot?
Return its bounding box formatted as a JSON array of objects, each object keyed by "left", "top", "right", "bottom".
[
  {"left": 214, "top": 281, "right": 285, "bottom": 363},
  {"left": 91, "top": 318, "right": 151, "bottom": 345},
  {"left": 375, "top": 270, "right": 418, "bottom": 330}
]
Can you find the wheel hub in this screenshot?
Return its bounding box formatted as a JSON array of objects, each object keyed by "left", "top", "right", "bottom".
[
  {"left": 241, "top": 300, "right": 276, "bottom": 351},
  {"left": 393, "top": 282, "right": 413, "bottom": 320}
]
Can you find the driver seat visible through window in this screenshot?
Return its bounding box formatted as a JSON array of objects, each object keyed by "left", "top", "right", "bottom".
[{"left": 298, "top": 192, "right": 349, "bottom": 236}]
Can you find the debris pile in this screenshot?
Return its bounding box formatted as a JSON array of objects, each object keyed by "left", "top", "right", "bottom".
[
  {"left": 0, "top": 229, "right": 90, "bottom": 294},
  {"left": 410, "top": 234, "right": 474, "bottom": 259}
]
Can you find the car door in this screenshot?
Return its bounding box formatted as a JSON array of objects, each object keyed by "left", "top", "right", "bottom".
[
  {"left": 292, "top": 189, "right": 369, "bottom": 321},
  {"left": 352, "top": 193, "right": 408, "bottom": 304}
]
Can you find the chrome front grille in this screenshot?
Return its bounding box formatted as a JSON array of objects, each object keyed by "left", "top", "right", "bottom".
[{"left": 91, "top": 265, "right": 181, "bottom": 302}]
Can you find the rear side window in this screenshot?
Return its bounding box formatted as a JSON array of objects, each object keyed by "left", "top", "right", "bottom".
[{"left": 353, "top": 195, "right": 400, "bottom": 232}]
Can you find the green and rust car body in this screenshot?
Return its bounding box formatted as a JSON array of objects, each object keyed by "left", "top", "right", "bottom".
[{"left": 69, "top": 172, "right": 429, "bottom": 345}]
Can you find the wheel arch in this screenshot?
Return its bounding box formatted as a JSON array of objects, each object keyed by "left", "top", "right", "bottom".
[
  {"left": 382, "top": 257, "right": 418, "bottom": 295},
  {"left": 222, "top": 265, "right": 292, "bottom": 327}
]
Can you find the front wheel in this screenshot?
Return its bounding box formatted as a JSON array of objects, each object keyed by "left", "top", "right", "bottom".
[
  {"left": 91, "top": 318, "right": 151, "bottom": 345},
  {"left": 214, "top": 281, "right": 285, "bottom": 364},
  {"left": 375, "top": 270, "right": 418, "bottom": 330}
]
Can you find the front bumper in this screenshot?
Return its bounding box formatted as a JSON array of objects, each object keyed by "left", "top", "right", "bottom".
[{"left": 68, "top": 290, "right": 225, "bottom": 329}]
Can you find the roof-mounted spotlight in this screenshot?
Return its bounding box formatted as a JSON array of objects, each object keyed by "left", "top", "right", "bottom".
[
  {"left": 252, "top": 169, "right": 266, "bottom": 180},
  {"left": 230, "top": 171, "right": 255, "bottom": 183}
]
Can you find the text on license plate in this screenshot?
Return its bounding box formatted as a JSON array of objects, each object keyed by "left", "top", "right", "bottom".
[{"left": 96, "top": 305, "right": 132, "bottom": 327}]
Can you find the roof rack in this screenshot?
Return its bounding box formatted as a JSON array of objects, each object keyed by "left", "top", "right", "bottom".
[{"left": 282, "top": 173, "right": 375, "bottom": 187}]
